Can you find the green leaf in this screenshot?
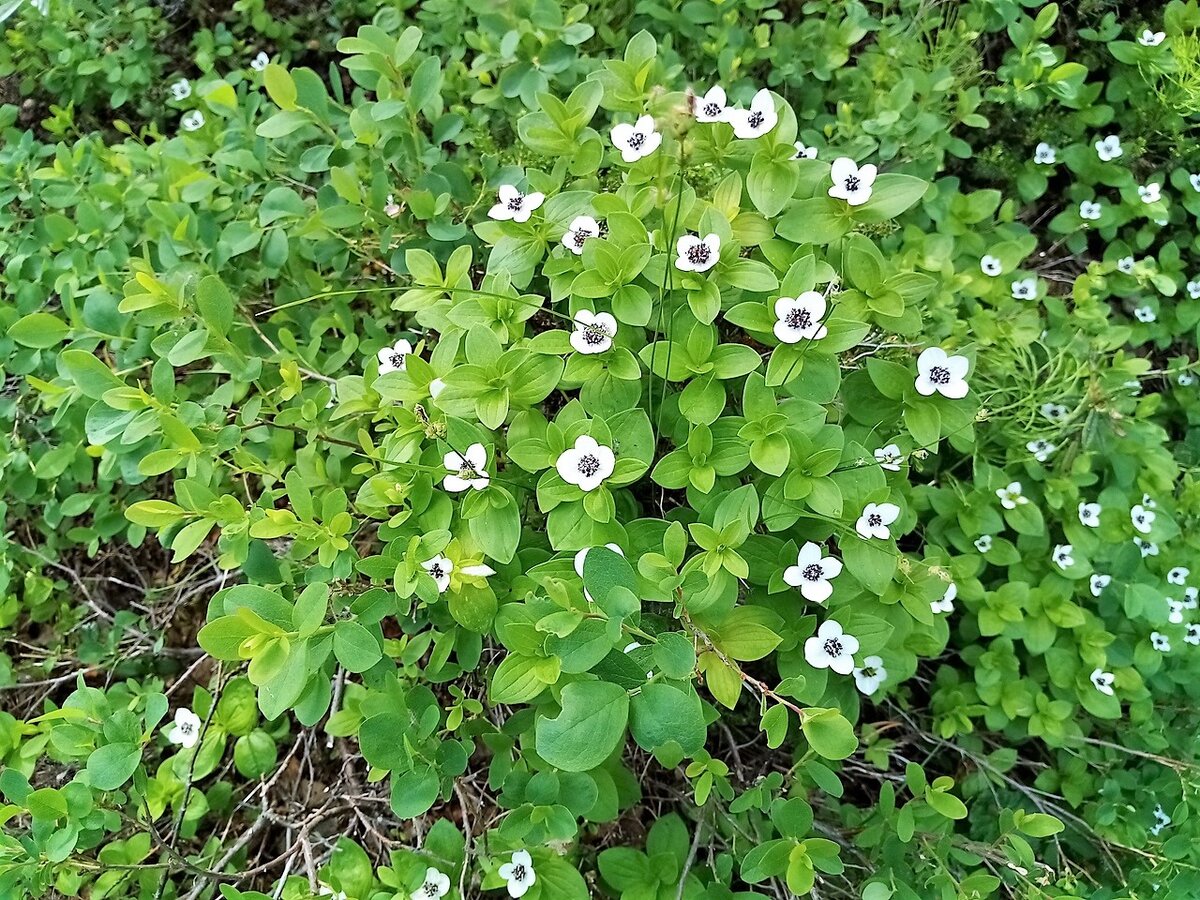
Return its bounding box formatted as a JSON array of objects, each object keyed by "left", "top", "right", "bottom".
[
  {"left": 629, "top": 683, "right": 706, "bottom": 754},
  {"left": 9, "top": 313, "right": 69, "bottom": 348},
  {"left": 86, "top": 743, "right": 142, "bottom": 790},
  {"left": 802, "top": 708, "right": 858, "bottom": 760},
  {"left": 535, "top": 680, "right": 629, "bottom": 772},
  {"left": 333, "top": 621, "right": 382, "bottom": 673}
]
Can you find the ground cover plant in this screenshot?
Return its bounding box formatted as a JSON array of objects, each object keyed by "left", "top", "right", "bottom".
[{"left": 1, "top": 0, "right": 1199, "bottom": 898}]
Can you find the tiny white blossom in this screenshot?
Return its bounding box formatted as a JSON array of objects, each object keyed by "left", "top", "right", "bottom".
[
  {"left": 1187, "top": 624, "right": 1200, "bottom": 645},
  {"left": 498, "top": 850, "right": 537, "bottom": 899},
  {"left": 783, "top": 541, "right": 843, "bottom": 604},
  {"left": 931, "top": 583, "right": 956, "bottom": 614},
  {"left": 1027, "top": 439, "right": 1057, "bottom": 462},
  {"left": 1079, "top": 200, "right": 1102, "bottom": 220},
  {"left": 1167, "top": 599, "right": 1185, "bottom": 625},
  {"left": 169, "top": 78, "right": 192, "bottom": 101},
  {"left": 773, "top": 292, "right": 828, "bottom": 343},
  {"left": 974, "top": 534, "right": 993, "bottom": 553},
  {"left": 1180, "top": 372, "right": 1197, "bottom": 386},
  {"left": 1186, "top": 281, "right": 1200, "bottom": 301},
  {"left": 828, "top": 157, "right": 878, "bottom": 206},
  {"left": 855, "top": 502, "right": 900, "bottom": 540},
  {"left": 1041, "top": 402, "right": 1068, "bottom": 421},
  {"left": 1090, "top": 574, "right": 1111, "bottom": 597},
  {"left": 384, "top": 194, "right": 402, "bottom": 218},
  {"left": 1168, "top": 567, "right": 1190, "bottom": 586},
  {"left": 1034, "top": 142, "right": 1057, "bottom": 165},
  {"left": 1079, "top": 502, "right": 1101, "bottom": 528},
  {"left": 167, "top": 708, "right": 202, "bottom": 749},
  {"left": 791, "top": 141, "right": 818, "bottom": 160},
  {"left": 611, "top": 115, "right": 662, "bottom": 162},
  {"left": 1191, "top": 173, "right": 1200, "bottom": 192},
  {"left": 1141, "top": 493, "right": 1157, "bottom": 509},
  {"left": 570, "top": 310, "right": 617, "bottom": 355},
  {"left": 1138, "top": 183, "right": 1162, "bottom": 204},
  {"left": 804, "top": 620, "right": 859, "bottom": 675},
  {"left": 693, "top": 85, "right": 729, "bottom": 123},
  {"left": 1134, "top": 305, "right": 1156, "bottom": 323},
  {"left": 561, "top": 215, "right": 601, "bottom": 255},
  {"left": 1052, "top": 544, "right": 1074, "bottom": 570},
  {"left": 422, "top": 555, "right": 453, "bottom": 593},
  {"left": 181, "top": 110, "right": 205, "bottom": 132},
  {"left": 1090, "top": 668, "right": 1115, "bottom": 696},
  {"left": 1135, "top": 537, "right": 1159, "bottom": 557},
  {"left": 1151, "top": 804, "right": 1172, "bottom": 836},
  {"left": 443, "top": 443, "right": 490, "bottom": 492},
  {"left": 727, "top": 88, "right": 778, "bottom": 139},
  {"left": 1139, "top": 29, "right": 1166, "bottom": 46},
  {"left": 980, "top": 255, "right": 1002, "bottom": 276},
  {"left": 410, "top": 868, "right": 450, "bottom": 900},
  {"left": 853, "top": 655, "right": 888, "bottom": 696},
  {"left": 675, "top": 233, "right": 720, "bottom": 273},
  {"left": 488, "top": 185, "right": 545, "bottom": 223},
  {"left": 874, "top": 444, "right": 902, "bottom": 472},
  {"left": 1151, "top": 631, "right": 1171, "bottom": 652},
  {"left": 914, "top": 347, "right": 970, "bottom": 399},
  {"left": 1095, "top": 135, "right": 1122, "bottom": 161},
  {"left": 1131, "top": 504, "right": 1156, "bottom": 534},
  {"left": 556, "top": 435, "right": 615, "bottom": 492},
  {"left": 1011, "top": 277, "right": 1037, "bottom": 300},
  {"left": 377, "top": 339, "right": 413, "bottom": 375},
  {"left": 1185, "top": 587, "right": 1199, "bottom": 609},
  {"left": 997, "top": 482, "right": 1028, "bottom": 510},
  {"left": 1117, "top": 256, "right": 1134, "bottom": 274},
  {"left": 250, "top": 51, "right": 270, "bottom": 71}
]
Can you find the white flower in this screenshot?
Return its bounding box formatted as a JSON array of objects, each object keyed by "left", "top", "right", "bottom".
[
  {"left": 574, "top": 543, "right": 624, "bottom": 578},
  {"left": 422, "top": 555, "right": 453, "bottom": 593},
  {"left": 914, "top": 347, "right": 970, "bottom": 399},
  {"left": 1090, "top": 668, "right": 1115, "bottom": 696},
  {"left": 181, "top": 110, "right": 205, "bottom": 132},
  {"left": 996, "top": 482, "right": 1028, "bottom": 510},
  {"left": 1191, "top": 173, "right": 1200, "bottom": 192},
  {"left": 1151, "top": 631, "right": 1171, "bottom": 652},
  {"left": 675, "top": 233, "right": 720, "bottom": 273},
  {"left": 443, "top": 443, "right": 490, "bottom": 492},
  {"left": 1041, "top": 402, "right": 1068, "bottom": 421},
  {"left": 931, "top": 583, "right": 956, "bottom": 614},
  {"left": 1141, "top": 493, "right": 1157, "bottom": 509},
  {"left": 804, "top": 620, "right": 859, "bottom": 675},
  {"left": 1078, "top": 502, "right": 1101, "bottom": 527},
  {"left": 1180, "top": 372, "right": 1197, "bottom": 386},
  {"left": 1151, "top": 804, "right": 1172, "bottom": 836},
  {"left": 488, "top": 185, "right": 545, "bottom": 223},
  {"left": 1139, "top": 29, "right": 1166, "bottom": 46},
  {"left": 167, "top": 708, "right": 202, "bottom": 749},
  {"left": 411, "top": 868, "right": 450, "bottom": 900},
  {"left": 855, "top": 502, "right": 900, "bottom": 540},
  {"left": 773, "top": 292, "right": 828, "bottom": 343},
  {"left": 828, "top": 157, "right": 878, "bottom": 206},
  {"left": 693, "top": 85, "right": 728, "bottom": 123},
  {"left": 1027, "top": 439, "right": 1057, "bottom": 462},
  {"left": 377, "top": 339, "right": 413, "bottom": 375},
  {"left": 1117, "top": 256, "right": 1134, "bottom": 274},
  {"left": 980, "top": 255, "right": 1002, "bottom": 276},
  {"left": 1134, "top": 305, "right": 1156, "bottom": 323},
  {"left": 1034, "top": 142, "right": 1057, "bottom": 164},
  {"left": 384, "top": 194, "right": 402, "bottom": 218},
  {"left": 250, "top": 51, "right": 270, "bottom": 71},
  {"left": 1167, "top": 599, "right": 1185, "bottom": 625},
  {"left": 611, "top": 115, "right": 662, "bottom": 162},
  {"left": 1138, "top": 183, "right": 1162, "bottom": 204},
  {"left": 1168, "top": 567, "right": 1190, "bottom": 586},
  {"left": 498, "top": 850, "right": 537, "bottom": 898},
  {"left": 1011, "top": 277, "right": 1037, "bottom": 299},
  {"left": 783, "top": 541, "right": 843, "bottom": 604},
  {"left": 1095, "top": 135, "right": 1122, "bottom": 161},
  {"left": 974, "top": 534, "right": 993, "bottom": 553},
  {"left": 1052, "top": 544, "right": 1074, "bottom": 570},
  {"left": 1187, "top": 624, "right": 1200, "bottom": 645},
  {"left": 429, "top": 378, "right": 446, "bottom": 399},
  {"left": 169, "top": 78, "right": 191, "bottom": 101},
  {"left": 1131, "top": 504, "right": 1156, "bottom": 534},
  {"left": 1185, "top": 586, "right": 1199, "bottom": 609},
  {"left": 556, "top": 435, "right": 615, "bottom": 492},
  {"left": 727, "top": 88, "right": 778, "bottom": 139},
  {"left": 1135, "top": 537, "right": 1159, "bottom": 557},
  {"left": 874, "top": 444, "right": 902, "bottom": 472},
  {"left": 853, "top": 656, "right": 887, "bottom": 696},
  {"left": 561, "top": 215, "right": 601, "bottom": 255},
  {"left": 1090, "top": 574, "right": 1111, "bottom": 597},
  {"left": 1079, "top": 200, "right": 1102, "bottom": 220},
  {"left": 1188, "top": 281, "right": 1200, "bottom": 299},
  {"left": 791, "top": 141, "right": 818, "bottom": 160},
  {"left": 570, "top": 310, "right": 617, "bottom": 355}
]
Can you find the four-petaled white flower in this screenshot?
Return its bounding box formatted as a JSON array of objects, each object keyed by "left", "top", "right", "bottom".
[
  {"left": 828, "top": 157, "right": 877, "bottom": 206},
  {"left": 1168, "top": 567, "right": 1190, "bottom": 586},
  {"left": 1180, "top": 372, "right": 1197, "bottom": 386},
  {"left": 411, "top": 867, "right": 451, "bottom": 900},
  {"left": 611, "top": 115, "right": 662, "bottom": 162},
  {"left": 1117, "top": 256, "right": 1134, "bottom": 274},
  {"left": 1041, "top": 402, "right": 1068, "bottom": 421},
  {"left": 974, "top": 534, "right": 993, "bottom": 553},
  {"left": 874, "top": 444, "right": 902, "bottom": 472},
  {"left": 1079, "top": 502, "right": 1101, "bottom": 527},
  {"left": 980, "top": 255, "right": 1002, "bottom": 276},
  {"left": 377, "top": 339, "right": 413, "bottom": 375},
  {"left": 1131, "top": 504, "right": 1156, "bottom": 534},
  {"left": 1079, "top": 200, "right": 1102, "bottom": 220},
  {"left": 804, "top": 620, "right": 859, "bottom": 675},
  {"left": 570, "top": 310, "right": 617, "bottom": 355},
  {"left": 1139, "top": 29, "right": 1166, "bottom": 46},
  {"left": 556, "top": 435, "right": 615, "bottom": 492},
  {"left": 774, "top": 292, "right": 828, "bottom": 343},
  {"left": 422, "top": 555, "right": 453, "bottom": 593},
  {"left": 931, "top": 583, "right": 956, "bottom": 614},
  {"left": 1167, "top": 599, "right": 1185, "bottom": 624},
  {"left": 791, "top": 141, "right": 818, "bottom": 160},
  {"left": 167, "top": 708, "right": 202, "bottom": 749},
  {"left": 1189, "top": 281, "right": 1200, "bottom": 299},
  {"left": 1027, "top": 439, "right": 1057, "bottom": 462},
  {"left": 384, "top": 194, "right": 401, "bottom": 218},
  {"left": 1138, "top": 183, "right": 1161, "bottom": 204},
  {"left": 1151, "top": 631, "right": 1171, "bottom": 652},
  {"left": 1034, "top": 142, "right": 1056, "bottom": 165},
  {"left": 1090, "top": 573, "right": 1111, "bottom": 597},
  {"left": 783, "top": 541, "right": 843, "bottom": 604},
  {"left": 1141, "top": 493, "right": 1157, "bottom": 509},
  {"left": 1151, "top": 804, "right": 1172, "bottom": 836},
  {"left": 727, "top": 89, "right": 778, "bottom": 139},
  {"left": 1135, "top": 537, "right": 1159, "bottom": 557},
  {"left": 1185, "top": 586, "right": 1199, "bottom": 609},
  {"left": 1187, "top": 624, "right": 1200, "bottom": 646},
  {"left": 853, "top": 655, "right": 887, "bottom": 696},
  {"left": 443, "top": 443, "right": 490, "bottom": 492},
  {"left": 169, "top": 78, "right": 191, "bottom": 101},
  {"left": 1095, "top": 135, "right": 1122, "bottom": 161},
  {"left": 856, "top": 502, "right": 901, "bottom": 540},
  {"left": 182, "top": 110, "right": 205, "bottom": 131},
  {"left": 675, "top": 233, "right": 720, "bottom": 273},
  {"left": 915, "top": 347, "right": 970, "bottom": 399},
  {"left": 1052, "top": 544, "right": 1074, "bottom": 570},
  {"left": 692, "top": 86, "right": 728, "bottom": 123},
  {"left": 1011, "top": 277, "right": 1037, "bottom": 299},
  {"left": 499, "top": 850, "right": 537, "bottom": 898},
  {"left": 561, "top": 215, "right": 601, "bottom": 255},
  {"left": 250, "top": 51, "right": 270, "bottom": 71},
  {"left": 996, "top": 482, "right": 1028, "bottom": 510},
  {"left": 1090, "top": 668, "right": 1115, "bottom": 696},
  {"left": 488, "top": 185, "right": 545, "bottom": 223},
  {"left": 1133, "top": 305, "right": 1156, "bottom": 323}
]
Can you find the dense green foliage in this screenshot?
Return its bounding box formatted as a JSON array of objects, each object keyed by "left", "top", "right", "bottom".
[{"left": 2, "top": 1, "right": 1199, "bottom": 898}]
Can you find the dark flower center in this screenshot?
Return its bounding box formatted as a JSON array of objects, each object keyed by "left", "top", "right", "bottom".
[
  {"left": 822, "top": 638, "right": 843, "bottom": 657},
  {"left": 429, "top": 564, "right": 445, "bottom": 579},
  {"left": 422, "top": 882, "right": 439, "bottom": 898},
  {"left": 572, "top": 228, "right": 590, "bottom": 247},
  {"left": 597, "top": 219, "right": 609, "bottom": 237},
  {"left": 627, "top": 132, "right": 645, "bottom": 150},
  {"left": 802, "top": 563, "right": 823, "bottom": 581},
  {"left": 748, "top": 110, "right": 764, "bottom": 128},
  {"left": 867, "top": 514, "right": 882, "bottom": 527},
  {"left": 785, "top": 308, "right": 812, "bottom": 330},
  {"left": 577, "top": 454, "right": 600, "bottom": 477},
  {"left": 929, "top": 365, "right": 950, "bottom": 385},
  {"left": 506, "top": 194, "right": 525, "bottom": 211},
  {"left": 458, "top": 463, "right": 478, "bottom": 479},
  {"left": 844, "top": 175, "right": 860, "bottom": 191},
  {"left": 511, "top": 865, "right": 527, "bottom": 882},
  {"left": 686, "top": 243, "right": 711, "bottom": 264},
  {"left": 703, "top": 102, "right": 721, "bottom": 117},
  {"left": 860, "top": 666, "right": 877, "bottom": 678},
  {"left": 390, "top": 352, "right": 406, "bottom": 368},
  {"left": 180, "top": 722, "right": 195, "bottom": 735},
  {"left": 582, "top": 324, "right": 609, "bottom": 346}
]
